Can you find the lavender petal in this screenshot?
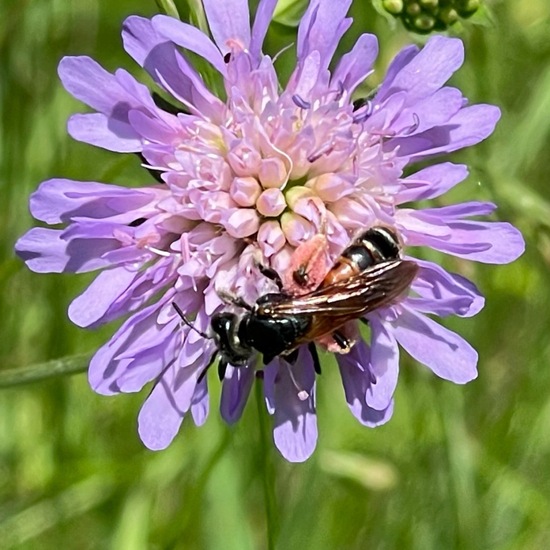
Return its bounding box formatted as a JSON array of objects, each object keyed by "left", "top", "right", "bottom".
[
  {"left": 393, "top": 307, "right": 478, "bottom": 384},
  {"left": 201, "top": 0, "right": 251, "bottom": 55},
  {"left": 337, "top": 338, "right": 395, "bottom": 426},
  {"left": 397, "top": 163, "right": 469, "bottom": 203},
  {"left": 67, "top": 113, "right": 142, "bottom": 152},
  {"left": 29, "top": 178, "right": 156, "bottom": 224},
  {"left": 191, "top": 378, "right": 210, "bottom": 426},
  {"left": 268, "top": 349, "right": 318, "bottom": 462},
  {"left": 220, "top": 364, "right": 255, "bottom": 424},
  {"left": 151, "top": 15, "right": 227, "bottom": 74},
  {"left": 377, "top": 36, "right": 464, "bottom": 106},
  {"left": 296, "top": 0, "right": 352, "bottom": 73},
  {"left": 249, "top": 0, "right": 279, "bottom": 61}
]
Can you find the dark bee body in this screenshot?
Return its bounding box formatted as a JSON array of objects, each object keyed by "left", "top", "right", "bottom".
[
  {"left": 208, "top": 227, "right": 418, "bottom": 367},
  {"left": 211, "top": 306, "right": 311, "bottom": 366}
]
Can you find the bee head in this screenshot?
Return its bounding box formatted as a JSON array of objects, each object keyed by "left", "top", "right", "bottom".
[{"left": 211, "top": 312, "right": 253, "bottom": 366}]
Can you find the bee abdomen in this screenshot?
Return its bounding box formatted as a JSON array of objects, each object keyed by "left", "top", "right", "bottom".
[{"left": 356, "top": 227, "right": 400, "bottom": 261}]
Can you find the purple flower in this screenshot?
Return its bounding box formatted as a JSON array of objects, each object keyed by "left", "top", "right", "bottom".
[{"left": 16, "top": 0, "right": 524, "bottom": 462}]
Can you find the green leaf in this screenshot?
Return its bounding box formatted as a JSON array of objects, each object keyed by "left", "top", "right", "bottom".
[
  {"left": 155, "top": 0, "right": 180, "bottom": 19},
  {"left": 273, "top": 0, "right": 308, "bottom": 28}
]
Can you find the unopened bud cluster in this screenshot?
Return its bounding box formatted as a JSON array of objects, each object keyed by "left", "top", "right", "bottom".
[{"left": 382, "top": 0, "right": 481, "bottom": 33}]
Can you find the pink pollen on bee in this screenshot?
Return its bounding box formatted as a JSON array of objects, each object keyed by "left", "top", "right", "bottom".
[{"left": 282, "top": 234, "right": 330, "bottom": 296}]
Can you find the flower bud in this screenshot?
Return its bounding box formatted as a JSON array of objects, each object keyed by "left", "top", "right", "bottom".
[
  {"left": 382, "top": 0, "right": 404, "bottom": 15},
  {"left": 256, "top": 188, "right": 287, "bottom": 217},
  {"left": 405, "top": 2, "right": 422, "bottom": 16},
  {"left": 457, "top": 0, "right": 480, "bottom": 17},
  {"left": 258, "top": 157, "right": 288, "bottom": 189},
  {"left": 285, "top": 186, "right": 315, "bottom": 210},
  {"left": 419, "top": 0, "right": 438, "bottom": 10},
  {"left": 414, "top": 14, "right": 436, "bottom": 32}
]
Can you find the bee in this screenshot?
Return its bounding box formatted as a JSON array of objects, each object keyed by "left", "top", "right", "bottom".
[{"left": 174, "top": 227, "right": 418, "bottom": 379}]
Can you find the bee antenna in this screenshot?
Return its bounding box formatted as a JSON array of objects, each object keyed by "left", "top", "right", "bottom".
[
  {"left": 172, "top": 302, "right": 211, "bottom": 340},
  {"left": 284, "top": 359, "right": 310, "bottom": 401}
]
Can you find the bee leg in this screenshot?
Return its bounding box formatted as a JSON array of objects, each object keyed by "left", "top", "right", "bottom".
[
  {"left": 360, "top": 318, "right": 369, "bottom": 326},
  {"left": 198, "top": 351, "right": 218, "bottom": 383},
  {"left": 308, "top": 342, "right": 321, "bottom": 375},
  {"left": 332, "top": 331, "right": 350, "bottom": 352},
  {"left": 217, "top": 359, "right": 228, "bottom": 381},
  {"left": 217, "top": 290, "right": 253, "bottom": 311},
  {"left": 255, "top": 263, "right": 283, "bottom": 291},
  {"left": 285, "top": 349, "right": 300, "bottom": 364}
]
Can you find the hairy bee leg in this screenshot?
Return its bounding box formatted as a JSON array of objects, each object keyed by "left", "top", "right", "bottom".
[
  {"left": 332, "top": 331, "right": 350, "bottom": 351},
  {"left": 217, "top": 359, "right": 228, "bottom": 381},
  {"left": 255, "top": 263, "right": 283, "bottom": 291},
  {"left": 308, "top": 342, "right": 321, "bottom": 374},
  {"left": 197, "top": 351, "right": 218, "bottom": 383},
  {"left": 217, "top": 290, "right": 253, "bottom": 311}
]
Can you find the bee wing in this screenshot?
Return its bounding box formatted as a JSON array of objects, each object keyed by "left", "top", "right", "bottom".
[{"left": 266, "top": 260, "right": 418, "bottom": 316}]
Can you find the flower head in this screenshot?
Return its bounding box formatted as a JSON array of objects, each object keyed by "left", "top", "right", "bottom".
[{"left": 16, "top": 0, "right": 524, "bottom": 462}]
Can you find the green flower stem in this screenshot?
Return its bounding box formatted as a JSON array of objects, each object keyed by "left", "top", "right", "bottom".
[
  {"left": 0, "top": 353, "right": 91, "bottom": 389},
  {"left": 255, "top": 378, "right": 278, "bottom": 550},
  {"left": 154, "top": 0, "right": 180, "bottom": 19}
]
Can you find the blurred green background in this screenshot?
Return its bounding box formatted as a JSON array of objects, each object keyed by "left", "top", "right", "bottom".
[{"left": 1, "top": 0, "right": 549, "bottom": 548}]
